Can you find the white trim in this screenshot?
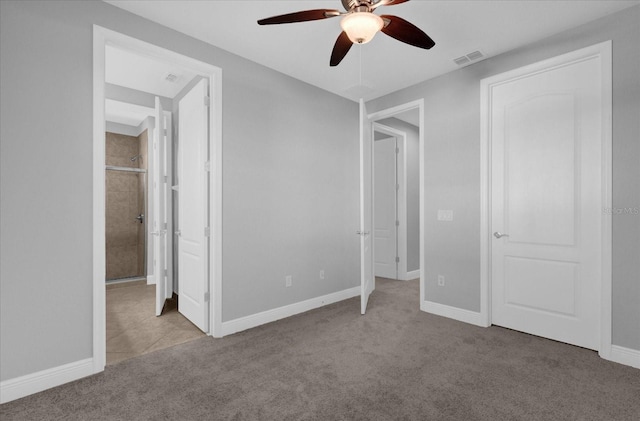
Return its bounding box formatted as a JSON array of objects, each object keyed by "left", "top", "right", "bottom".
[
  {"left": 403, "top": 269, "right": 420, "bottom": 281},
  {"left": 367, "top": 99, "right": 425, "bottom": 304},
  {"left": 221, "top": 287, "right": 360, "bottom": 336},
  {"left": 92, "top": 26, "right": 107, "bottom": 375},
  {"left": 607, "top": 345, "right": 640, "bottom": 369},
  {"left": 598, "top": 42, "right": 613, "bottom": 361},
  {"left": 93, "top": 26, "right": 224, "bottom": 366},
  {"left": 210, "top": 59, "right": 224, "bottom": 338},
  {"left": 0, "top": 358, "right": 94, "bottom": 404},
  {"left": 105, "top": 121, "right": 140, "bottom": 137},
  {"left": 421, "top": 301, "right": 488, "bottom": 327},
  {"left": 372, "top": 122, "right": 408, "bottom": 281},
  {"left": 479, "top": 42, "right": 613, "bottom": 356}
]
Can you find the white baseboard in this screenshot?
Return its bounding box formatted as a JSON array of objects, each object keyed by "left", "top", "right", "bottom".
[
  {"left": 221, "top": 286, "right": 360, "bottom": 336},
  {"left": 0, "top": 358, "right": 95, "bottom": 404},
  {"left": 421, "top": 300, "right": 489, "bottom": 327},
  {"left": 146, "top": 275, "right": 156, "bottom": 285},
  {"left": 402, "top": 270, "right": 420, "bottom": 281},
  {"left": 606, "top": 345, "right": 640, "bottom": 369}
]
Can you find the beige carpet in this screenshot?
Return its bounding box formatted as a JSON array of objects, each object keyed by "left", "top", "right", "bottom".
[{"left": 2, "top": 278, "right": 639, "bottom": 420}]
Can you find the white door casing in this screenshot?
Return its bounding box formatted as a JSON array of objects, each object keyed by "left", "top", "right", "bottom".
[
  {"left": 177, "top": 78, "right": 209, "bottom": 332},
  {"left": 360, "top": 99, "right": 375, "bottom": 314},
  {"left": 94, "top": 26, "right": 223, "bottom": 377},
  {"left": 481, "top": 41, "right": 612, "bottom": 351},
  {"left": 152, "top": 97, "right": 172, "bottom": 316},
  {"left": 374, "top": 136, "right": 398, "bottom": 279},
  {"left": 366, "top": 100, "right": 425, "bottom": 313}
]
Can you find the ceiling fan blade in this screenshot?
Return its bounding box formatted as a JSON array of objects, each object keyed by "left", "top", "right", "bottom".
[
  {"left": 380, "top": 15, "right": 435, "bottom": 49},
  {"left": 330, "top": 31, "right": 353, "bottom": 67},
  {"left": 371, "top": 0, "right": 411, "bottom": 10},
  {"left": 257, "top": 9, "right": 341, "bottom": 25}
]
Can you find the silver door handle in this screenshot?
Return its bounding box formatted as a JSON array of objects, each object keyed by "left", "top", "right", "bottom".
[
  {"left": 135, "top": 213, "right": 144, "bottom": 223},
  {"left": 356, "top": 230, "right": 370, "bottom": 236},
  {"left": 175, "top": 230, "right": 181, "bottom": 237},
  {"left": 493, "top": 231, "right": 509, "bottom": 239}
]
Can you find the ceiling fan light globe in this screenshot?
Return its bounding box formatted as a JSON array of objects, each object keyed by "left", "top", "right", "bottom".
[{"left": 340, "top": 12, "right": 384, "bottom": 44}]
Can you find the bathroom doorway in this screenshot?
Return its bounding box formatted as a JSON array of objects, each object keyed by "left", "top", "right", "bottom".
[
  {"left": 105, "top": 131, "right": 148, "bottom": 283},
  {"left": 94, "top": 26, "right": 223, "bottom": 370}
]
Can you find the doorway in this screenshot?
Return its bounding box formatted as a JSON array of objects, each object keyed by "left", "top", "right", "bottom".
[
  {"left": 373, "top": 120, "right": 421, "bottom": 282},
  {"left": 360, "top": 99, "right": 425, "bottom": 314},
  {"left": 93, "top": 26, "right": 223, "bottom": 371}
]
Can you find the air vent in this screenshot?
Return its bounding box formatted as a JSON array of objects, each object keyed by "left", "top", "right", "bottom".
[
  {"left": 165, "top": 73, "right": 178, "bottom": 83},
  {"left": 453, "top": 50, "right": 486, "bottom": 67},
  {"left": 453, "top": 56, "right": 470, "bottom": 66},
  {"left": 466, "top": 51, "right": 484, "bottom": 61}
]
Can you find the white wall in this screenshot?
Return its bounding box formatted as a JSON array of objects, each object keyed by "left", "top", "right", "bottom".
[
  {"left": 367, "top": 5, "right": 640, "bottom": 350},
  {"left": 0, "top": 0, "right": 359, "bottom": 382}
]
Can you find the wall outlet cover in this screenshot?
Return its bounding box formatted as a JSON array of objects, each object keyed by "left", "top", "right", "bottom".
[{"left": 437, "top": 210, "right": 454, "bottom": 222}]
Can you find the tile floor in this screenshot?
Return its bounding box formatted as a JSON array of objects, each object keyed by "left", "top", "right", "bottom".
[{"left": 106, "top": 281, "right": 205, "bottom": 365}]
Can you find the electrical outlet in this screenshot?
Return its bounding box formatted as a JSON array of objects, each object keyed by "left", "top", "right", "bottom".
[
  {"left": 285, "top": 275, "right": 292, "bottom": 287},
  {"left": 437, "top": 210, "right": 454, "bottom": 222},
  {"left": 437, "top": 275, "right": 445, "bottom": 286},
  {"left": 319, "top": 270, "right": 325, "bottom": 280}
]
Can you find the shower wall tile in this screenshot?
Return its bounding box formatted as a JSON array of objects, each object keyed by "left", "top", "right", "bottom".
[
  {"left": 109, "top": 156, "right": 133, "bottom": 168},
  {"left": 106, "top": 132, "right": 139, "bottom": 168},
  {"left": 137, "top": 243, "right": 145, "bottom": 276},
  {"left": 107, "top": 245, "right": 139, "bottom": 279},
  {"left": 106, "top": 131, "right": 145, "bottom": 280}
]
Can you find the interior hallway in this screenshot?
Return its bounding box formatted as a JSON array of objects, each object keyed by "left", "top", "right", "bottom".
[{"left": 106, "top": 281, "right": 204, "bottom": 365}]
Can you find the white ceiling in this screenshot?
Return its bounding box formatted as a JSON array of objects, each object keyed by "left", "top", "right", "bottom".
[
  {"left": 105, "top": 99, "right": 154, "bottom": 127},
  {"left": 104, "top": 0, "right": 638, "bottom": 102},
  {"left": 106, "top": 45, "right": 197, "bottom": 98}
]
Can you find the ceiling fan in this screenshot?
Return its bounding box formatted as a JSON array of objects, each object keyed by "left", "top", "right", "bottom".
[{"left": 257, "top": 0, "right": 435, "bottom": 67}]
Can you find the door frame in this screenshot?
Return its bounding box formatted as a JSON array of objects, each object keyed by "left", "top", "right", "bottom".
[
  {"left": 92, "top": 26, "right": 223, "bottom": 373},
  {"left": 479, "top": 41, "right": 612, "bottom": 358},
  {"left": 367, "top": 100, "right": 425, "bottom": 306},
  {"left": 372, "top": 122, "right": 413, "bottom": 281}
]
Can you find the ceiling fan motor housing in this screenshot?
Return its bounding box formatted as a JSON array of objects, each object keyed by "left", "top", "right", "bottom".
[{"left": 342, "top": 0, "right": 374, "bottom": 12}]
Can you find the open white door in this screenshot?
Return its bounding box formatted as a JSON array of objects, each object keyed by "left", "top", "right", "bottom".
[
  {"left": 153, "top": 96, "right": 169, "bottom": 316},
  {"left": 177, "top": 79, "right": 209, "bottom": 332},
  {"left": 374, "top": 136, "right": 398, "bottom": 279},
  {"left": 360, "top": 99, "right": 375, "bottom": 314}
]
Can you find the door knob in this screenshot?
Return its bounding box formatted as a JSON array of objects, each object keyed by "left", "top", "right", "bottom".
[
  {"left": 175, "top": 230, "right": 181, "bottom": 237},
  {"left": 356, "top": 230, "right": 370, "bottom": 236},
  {"left": 135, "top": 213, "right": 144, "bottom": 223},
  {"left": 493, "top": 231, "right": 509, "bottom": 239}
]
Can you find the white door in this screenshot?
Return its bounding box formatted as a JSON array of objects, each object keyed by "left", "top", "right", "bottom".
[
  {"left": 177, "top": 79, "right": 209, "bottom": 332},
  {"left": 153, "top": 97, "right": 169, "bottom": 316},
  {"left": 360, "top": 99, "right": 375, "bottom": 314},
  {"left": 374, "top": 136, "right": 398, "bottom": 279},
  {"left": 489, "top": 50, "right": 604, "bottom": 350}
]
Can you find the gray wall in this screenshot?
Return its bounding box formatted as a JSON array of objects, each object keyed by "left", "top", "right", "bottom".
[
  {"left": 0, "top": 0, "right": 359, "bottom": 382},
  {"left": 367, "top": 6, "right": 640, "bottom": 350},
  {"left": 377, "top": 117, "right": 420, "bottom": 273}
]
